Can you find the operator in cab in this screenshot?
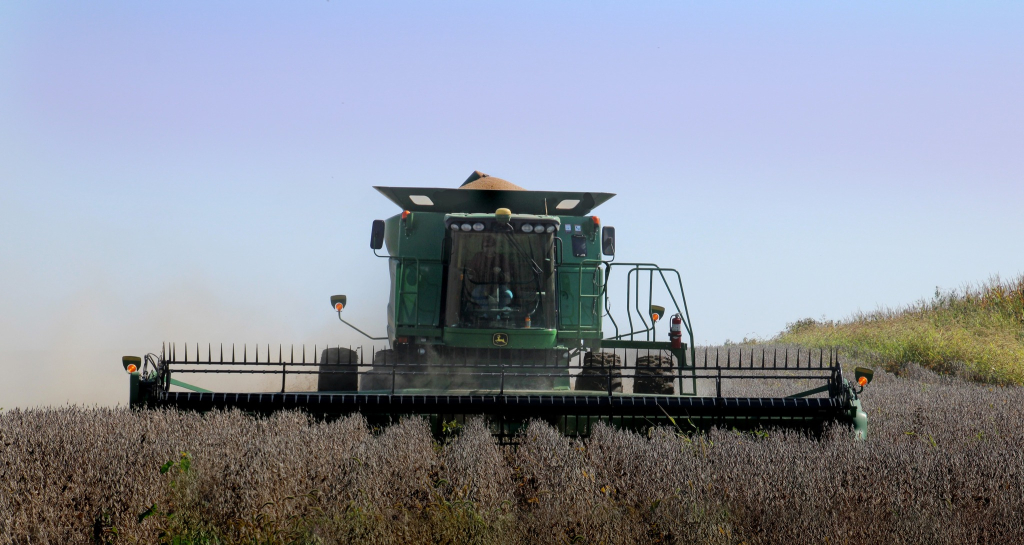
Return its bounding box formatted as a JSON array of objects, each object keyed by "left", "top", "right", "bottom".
[{"left": 466, "top": 236, "right": 514, "bottom": 310}]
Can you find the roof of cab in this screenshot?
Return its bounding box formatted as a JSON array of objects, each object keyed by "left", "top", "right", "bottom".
[{"left": 375, "top": 171, "right": 614, "bottom": 216}]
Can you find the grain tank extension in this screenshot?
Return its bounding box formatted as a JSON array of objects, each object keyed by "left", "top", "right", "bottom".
[{"left": 122, "top": 171, "right": 871, "bottom": 439}]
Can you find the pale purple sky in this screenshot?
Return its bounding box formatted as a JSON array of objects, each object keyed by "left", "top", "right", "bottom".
[{"left": 1, "top": 1, "right": 1022, "bottom": 407}]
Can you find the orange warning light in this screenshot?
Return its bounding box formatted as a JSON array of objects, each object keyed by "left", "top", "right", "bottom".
[
  {"left": 126, "top": 364, "right": 137, "bottom": 373},
  {"left": 651, "top": 313, "right": 661, "bottom": 322},
  {"left": 857, "top": 376, "right": 868, "bottom": 387},
  {"left": 334, "top": 302, "right": 344, "bottom": 312}
]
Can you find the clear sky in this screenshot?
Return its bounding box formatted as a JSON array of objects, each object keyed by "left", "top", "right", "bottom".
[{"left": 1, "top": 1, "right": 1022, "bottom": 407}]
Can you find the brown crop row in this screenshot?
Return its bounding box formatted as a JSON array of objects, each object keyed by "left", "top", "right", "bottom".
[{"left": 2, "top": 356, "right": 1022, "bottom": 544}]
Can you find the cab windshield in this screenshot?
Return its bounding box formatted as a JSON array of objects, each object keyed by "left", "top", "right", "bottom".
[{"left": 445, "top": 230, "right": 556, "bottom": 329}]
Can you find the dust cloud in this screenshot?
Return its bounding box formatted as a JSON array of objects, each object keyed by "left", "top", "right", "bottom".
[{"left": 0, "top": 280, "right": 377, "bottom": 409}]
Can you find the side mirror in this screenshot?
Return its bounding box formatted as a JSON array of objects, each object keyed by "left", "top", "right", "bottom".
[
  {"left": 370, "top": 220, "right": 385, "bottom": 250},
  {"left": 601, "top": 226, "right": 615, "bottom": 256},
  {"left": 330, "top": 295, "right": 347, "bottom": 312}
]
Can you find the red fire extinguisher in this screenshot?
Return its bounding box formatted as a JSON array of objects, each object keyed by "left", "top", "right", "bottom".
[{"left": 669, "top": 314, "right": 683, "bottom": 349}]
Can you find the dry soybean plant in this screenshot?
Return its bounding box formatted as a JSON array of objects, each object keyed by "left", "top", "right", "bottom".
[{"left": 1, "top": 354, "right": 1023, "bottom": 544}]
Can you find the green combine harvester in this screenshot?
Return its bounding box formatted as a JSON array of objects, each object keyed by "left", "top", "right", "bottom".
[{"left": 122, "top": 172, "right": 872, "bottom": 440}]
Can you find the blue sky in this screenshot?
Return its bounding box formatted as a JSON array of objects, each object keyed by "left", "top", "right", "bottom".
[{"left": 1, "top": 1, "right": 1021, "bottom": 407}]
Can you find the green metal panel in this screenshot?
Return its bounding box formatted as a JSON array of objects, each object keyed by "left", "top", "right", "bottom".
[
  {"left": 383, "top": 212, "right": 449, "bottom": 334},
  {"left": 853, "top": 401, "right": 869, "bottom": 439},
  {"left": 394, "top": 326, "right": 444, "bottom": 339},
  {"left": 553, "top": 215, "right": 604, "bottom": 336},
  {"left": 443, "top": 327, "right": 558, "bottom": 349},
  {"left": 394, "top": 259, "right": 444, "bottom": 328},
  {"left": 599, "top": 339, "right": 688, "bottom": 363},
  {"left": 387, "top": 211, "right": 447, "bottom": 259},
  {"left": 558, "top": 265, "right": 602, "bottom": 331},
  {"left": 170, "top": 378, "right": 212, "bottom": 393},
  {"left": 556, "top": 330, "right": 603, "bottom": 340},
  {"left": 129, "top": 371, "right": 140, "bottom": 406},
  {"left": 383, "top": 214, "right": 401, "bottom": 255},
  {"left": 599, "top": 340, "right": 675, "bottom": 350}
]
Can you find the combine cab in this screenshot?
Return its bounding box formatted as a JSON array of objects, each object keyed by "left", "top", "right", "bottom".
[{"left": 123, "top": 172, "right": 871, "bottom": 440}]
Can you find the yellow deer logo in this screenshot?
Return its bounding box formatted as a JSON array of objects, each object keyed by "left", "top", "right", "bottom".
[{"left": 492, "top": 333, "right": 509, "bottom": 347}]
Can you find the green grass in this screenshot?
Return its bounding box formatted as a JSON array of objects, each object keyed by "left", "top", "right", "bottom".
[{"left": 777, "top": 274, "right": 1024, "bottom": 385}]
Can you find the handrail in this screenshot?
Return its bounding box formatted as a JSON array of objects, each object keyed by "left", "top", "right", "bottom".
[
  {"left": 575, "top": 261, "right": 697, "bottom": 395},
  {"left": 579, "top": 261, "right": 694, "bottom": 341}
]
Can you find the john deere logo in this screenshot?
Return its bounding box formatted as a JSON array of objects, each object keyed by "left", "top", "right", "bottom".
[{"left": 492, "top": 333, "right": 509, "bottom": 347}]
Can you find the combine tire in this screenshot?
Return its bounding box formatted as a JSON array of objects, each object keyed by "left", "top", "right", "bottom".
[
  {"left": 361, "top": 349, "right": 396, "bottom": 391},
  {"left": 318, "top": 347, "right": 359, "bottom": 392},
  {"left": 575, "top": 352, "right": 622, "bottom": 393},
  {"left": 635, "top": 354, "right": 675, "bottom": 395}
]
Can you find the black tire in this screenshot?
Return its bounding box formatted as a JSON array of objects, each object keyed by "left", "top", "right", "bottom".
[
  {"left": 635, "top": 354, "right": 675, "bottom": 395},
  {"left": 360, "top": 349, "right": 396, "bottom": 391},
  {"left": 318, "top": 347, "right": 359, "bottom": 392},
  {"left": 575, "top": 352, "right": 622, "bottom": 392}
]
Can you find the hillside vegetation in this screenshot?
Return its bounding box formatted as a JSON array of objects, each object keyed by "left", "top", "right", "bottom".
[{"left": 777, "top": 275, "right": 1024, "bottom": 385}]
